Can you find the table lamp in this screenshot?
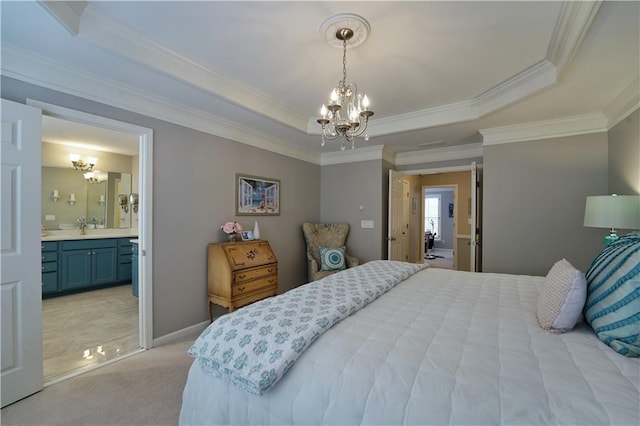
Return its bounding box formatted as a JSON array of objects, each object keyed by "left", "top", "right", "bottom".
[{"left": 584, "top": 194, "right": 640, "bottom": 245}]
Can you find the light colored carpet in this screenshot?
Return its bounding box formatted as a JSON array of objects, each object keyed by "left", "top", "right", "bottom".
[{"left": 1, "top": 329, "right": 203, "bottom": 426}]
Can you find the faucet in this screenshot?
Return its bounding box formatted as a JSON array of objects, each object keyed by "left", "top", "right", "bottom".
[{"left": 77, "top": 216, "right": 87, "bottom": 235}]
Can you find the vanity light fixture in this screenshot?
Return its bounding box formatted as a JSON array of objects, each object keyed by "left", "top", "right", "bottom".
[
  {"left": 69, "top": 153, "right": 97, "bottom": 171},
  {"left": 68, "top": 193, "right": 76, "bottom": 206},
  {"left": 98, "top": 194, "right": 105, "bottom": 206},
  {"left": 51, "top": 189, "right": 60, "bottom": 202},
  {"left": 84, "top": 171, "right": 106, "bottom": 184}
]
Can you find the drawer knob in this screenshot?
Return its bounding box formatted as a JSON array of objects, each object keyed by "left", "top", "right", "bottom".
[
  {"left": 238, "top": 274, "right": 246, "bottom": 279},
  {"left": 237, "top": 286, "right": 246, "bottom": 292}
]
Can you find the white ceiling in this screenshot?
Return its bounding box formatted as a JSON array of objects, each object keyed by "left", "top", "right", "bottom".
[{"left": 2, "top": 1, "right": 638, "bottom": 162}]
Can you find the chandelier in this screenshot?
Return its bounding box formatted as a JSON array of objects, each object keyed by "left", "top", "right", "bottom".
[
  {"left": 317, "top": 14, "right": 374, "bottom": 151},
  {"left": 69, "top": 153, "right": 97, "bottom": 171}
]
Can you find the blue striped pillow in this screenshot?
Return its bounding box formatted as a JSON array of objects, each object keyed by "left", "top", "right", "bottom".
[{"left": 584, "top": 234, "right": 640, "bottom": 357}]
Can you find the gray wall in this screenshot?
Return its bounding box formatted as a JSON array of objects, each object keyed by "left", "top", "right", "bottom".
[
  {"left": 3, "top": 76, "right": 321, "bottom": 338},
  {"left": 608, "top": 108, "right": 640, "bottom": 195},
  {"left": 320, "top": 159, "right": 386, "bottom": 262},
  {"left": 482, "top": 133, "right": 608, "bottom": 276}
]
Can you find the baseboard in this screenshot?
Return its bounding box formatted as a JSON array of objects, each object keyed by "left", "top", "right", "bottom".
[{"left": 153, "top": 320, "right": 209, "bottom": 347}]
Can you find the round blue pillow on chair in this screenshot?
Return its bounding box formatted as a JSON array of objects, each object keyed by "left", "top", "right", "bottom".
[{"left": 320, "top": 246, "right": 346, "bottom": 271}]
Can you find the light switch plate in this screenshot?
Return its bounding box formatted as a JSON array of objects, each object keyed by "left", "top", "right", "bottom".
[
  {"left": 45, "top": 214, "right": 56, "bottom": 221},
  {"left": 361, "top": 220, "right": 374, "bottom": 229}
]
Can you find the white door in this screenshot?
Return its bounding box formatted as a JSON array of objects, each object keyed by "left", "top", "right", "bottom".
[
  {"left": 1, "top": 99, "right": 43, "bottom": 407},
  {"left": 470, "top": 162, "right": 483, "bottom": 272},
  {"left": 401, "top": 179, "right": 410, "bottom": 261},
  {"left": 387, "top": 170, "right": 405, "bottom": 260}
]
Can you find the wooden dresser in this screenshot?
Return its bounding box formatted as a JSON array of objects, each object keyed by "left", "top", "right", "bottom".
[{"left": 207, "top": 240, "right": 278, "bottom": 318}]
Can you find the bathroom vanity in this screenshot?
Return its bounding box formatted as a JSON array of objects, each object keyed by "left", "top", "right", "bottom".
[{"left": 41, "top": 231, "right": 137, "bottom": 298}]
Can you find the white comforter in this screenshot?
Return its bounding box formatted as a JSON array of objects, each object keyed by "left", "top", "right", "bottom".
[{"left": 180, "top": 267, "right": 640, "bottom": 425}]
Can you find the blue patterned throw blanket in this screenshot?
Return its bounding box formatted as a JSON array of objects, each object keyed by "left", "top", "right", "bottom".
[{"left": 188, "top": 260, "right": 427, "bottom": 395}]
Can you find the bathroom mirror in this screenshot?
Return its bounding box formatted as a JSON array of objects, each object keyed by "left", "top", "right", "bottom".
[{"left": 42, "top": 166, "right": 132, "bottom": 230}]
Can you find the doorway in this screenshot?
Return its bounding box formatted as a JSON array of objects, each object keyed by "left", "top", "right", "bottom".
[
  {"left": 424, "top": 186, "right": 456, "bottom": 269},
  {"left": 29, "top": 100, "right": 154, "bottom": 385}
]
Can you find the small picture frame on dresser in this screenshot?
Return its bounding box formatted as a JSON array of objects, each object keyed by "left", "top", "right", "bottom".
[{"left": 240, "top": 230, "right": 254, "bottom": 241}]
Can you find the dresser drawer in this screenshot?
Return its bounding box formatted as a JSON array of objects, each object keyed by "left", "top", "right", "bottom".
[
  {"left": 42, "top": 251, "right": 58, "bottom": 262},
  {"left": 232, "top": 275, "right": 277, "bottom": 297},
  {"left": 42, "top": 262, "right": 58, "bottom": 273},
  {"left": 233, "top": 265, "right": 277, "bottom": 283},
  {"left": 41, "top": 241, "right": 58, "bottom": 252},
  {"left": 42, "top": 271, "right": 58, "bottom": 293}
]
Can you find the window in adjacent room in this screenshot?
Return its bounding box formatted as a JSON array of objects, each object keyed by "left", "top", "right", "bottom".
[{"left": 425, "top": 193, "right": 441, "bottom": 241}]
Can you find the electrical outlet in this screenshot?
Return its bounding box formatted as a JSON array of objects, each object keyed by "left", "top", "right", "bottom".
[{"left": 45, "top": 215, "right": 56, "bottom": 221}]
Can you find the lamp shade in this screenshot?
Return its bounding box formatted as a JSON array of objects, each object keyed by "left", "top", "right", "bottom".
[{"left": 584, "top": 195, "right": 640, "bottom": 230}]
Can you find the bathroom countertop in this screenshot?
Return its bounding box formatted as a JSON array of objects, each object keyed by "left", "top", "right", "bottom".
[{"left": 41, "top": 229, "right": 138, "bottom": 241}]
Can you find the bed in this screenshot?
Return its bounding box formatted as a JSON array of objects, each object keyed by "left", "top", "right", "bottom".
[{"left": 180, "top": 256, "right": 639, "bottom": 425}]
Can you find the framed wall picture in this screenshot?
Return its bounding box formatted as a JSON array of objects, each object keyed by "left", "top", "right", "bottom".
[
  {"left": 240, "top": 230, "right": 255, "bottom": 241},
  {"left": 236, "top": 174, "right": 280, "bottom": 216}
]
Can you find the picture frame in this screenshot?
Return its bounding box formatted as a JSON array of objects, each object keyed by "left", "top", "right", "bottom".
[
  {"left": 236, "top": 174, "right": 280, "bottom": 216},
  {"left": 240, "top": 230, "right": 255, "bottom": 241}
]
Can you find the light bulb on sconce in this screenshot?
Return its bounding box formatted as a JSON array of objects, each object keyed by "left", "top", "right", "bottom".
[
  {"left": 51, "top": 189, "right": 60, "bottom": 202},
  {"left": 68, "top": 193, "right": 76, "bottom": 206}
]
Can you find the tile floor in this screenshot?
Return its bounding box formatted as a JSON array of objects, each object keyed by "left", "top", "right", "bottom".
[{"left": 42, "top": 284, "right": 140, "bottom": 383}]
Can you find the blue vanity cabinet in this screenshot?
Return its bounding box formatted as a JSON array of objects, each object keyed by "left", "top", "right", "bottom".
[
  {"left": 60, "top": 239, "right": 118, "bottom": 291},
  {"left": 131, "top": 241, "right": 139, "bottom": 297},
  {"left": 117, "top": 238, "right": 133, "bottom": 283},
  {"left": 41, "top": 241, "right": 59, "bottom": 295}
]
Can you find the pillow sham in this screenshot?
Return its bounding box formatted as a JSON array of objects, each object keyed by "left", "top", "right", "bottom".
[
  {"left": 320, "top": 246, "right": 346, "bottom": 271},
  {"left": 584, "top": 234, "right": 640, "bottom": 357},
  {"left": 537, "top": 258, "right": 587, "bottom": 333}
]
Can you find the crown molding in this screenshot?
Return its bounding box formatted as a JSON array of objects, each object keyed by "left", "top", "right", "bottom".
[
  {"left": 57, "top": 4, "right": 310, "bottom": 133},
  {"left": 547, "top": 0, "right": 603, "bottom": 78},
  {"left": 474, "top": 60, "right": 557, "bottom": 116},
  {"left": 36, "top": 0, "right": 86, "bottom": 35},
  {"left": 604, "top": 77, "right": 640, "bottom": 129},
  {"left": 480, "top": 113, "right": 608, "bottom": 145},
  {"left": 319, "top": 145, "right": 395, "bottom": 166},
  {"left": 1, "top": 45, "right": 321, "bottom": 165},
  {"left": 40, "top": 1, "right": 600, "bottom": 140},
  {"left": 308, "top": 59, "right": 556, "bottom": 138},
  {"left": 395, "top": 143, "right": 483, "bottom": 167}
]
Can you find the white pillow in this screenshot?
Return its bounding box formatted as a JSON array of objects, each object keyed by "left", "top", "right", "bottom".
[{"left": 537, "top": 258, "right": 587, "bottom": 333}]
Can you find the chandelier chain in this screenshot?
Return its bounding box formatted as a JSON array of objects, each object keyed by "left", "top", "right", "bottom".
[{"left": 342, "top": 35, "right": 347, "bottom": 86}]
